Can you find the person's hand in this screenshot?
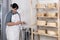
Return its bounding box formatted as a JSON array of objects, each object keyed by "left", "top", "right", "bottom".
[
  {"left": 15, "top": 21, "right": 26, "bottom": 25},
  {"left": 21, "top": 21, "right": 26, "bottom": 25},
  {"left": 15, "top": 21, "right": 21, "bottom": 25}
]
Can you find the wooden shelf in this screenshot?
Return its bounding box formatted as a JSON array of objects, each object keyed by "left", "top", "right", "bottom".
[
  {"left": 34, "top": 7, "right": 57, "bottom": 10},
  {"left": 33, "top": 32, "right": 58, "bottom": 38},
  {"left": 37, "top": 25, "right": 58, "bottom": 28},
  {"left": 47, "top": 8, "right": 57, "bottom": 10},
  {"left": 37, "top": 16, "right": 57, "bottom": 19},
  {"left": 31, "top": 0, "right": 59, "bottom": 40},
  {"left": 34, "top": 8, "right": 46, "bottom": 9}
]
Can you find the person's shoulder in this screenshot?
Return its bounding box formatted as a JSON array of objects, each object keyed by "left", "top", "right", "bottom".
[
  {"left": 6, "top": 11, "right": 12, "bottom": 16},
  {"left": 6, "top": 11, "right": 11, "bottom": 14},
  {"left": 8, "top": 11, "right": 12, "bottom": 14}
]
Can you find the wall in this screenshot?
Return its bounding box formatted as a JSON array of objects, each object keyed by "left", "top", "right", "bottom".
[{"left": 2, "top": 0, "right": 11, "bottom": 40}]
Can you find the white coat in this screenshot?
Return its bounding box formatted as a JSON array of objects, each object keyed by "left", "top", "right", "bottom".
[{"left": 6, "top": 14, "right": 21, "bottom": 40}]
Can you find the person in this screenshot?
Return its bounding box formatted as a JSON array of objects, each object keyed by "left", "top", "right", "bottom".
[{"left": 5, "top": 3, "right": 25, "bottom": 40}]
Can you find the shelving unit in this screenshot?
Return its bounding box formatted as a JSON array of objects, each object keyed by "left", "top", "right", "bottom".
[
  {"left": 31, "top": 0, "right": 60, "bottom": 40},
  {"left": 37, "top": 25, "right": 58, "bottom": 28}
]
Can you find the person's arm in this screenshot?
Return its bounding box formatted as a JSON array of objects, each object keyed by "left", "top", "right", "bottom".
[
  {"left": 7, "top": 22, "right": 16, "bottom": 26},
  {"left": 7, "top": 21, "right": 22, "bottom": 26}
]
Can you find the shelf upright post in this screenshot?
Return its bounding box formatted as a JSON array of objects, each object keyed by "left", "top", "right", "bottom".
[
  {"left": 58, "top": 0, "right": 60, "bottom": 40},
  {"left": 29, "top": 0, "right": 34, "bottom": 40}
]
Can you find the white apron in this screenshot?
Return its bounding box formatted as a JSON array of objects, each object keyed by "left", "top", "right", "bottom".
[{"left": 6, "top": 14, "right": 21, "bottom": 40}]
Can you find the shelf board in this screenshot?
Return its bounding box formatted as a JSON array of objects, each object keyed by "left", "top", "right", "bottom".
[
  {"left": 34, "top": 8, "right": 57, "bottom": 10},
  {"left": 33, "top": 32, "right": 58, "bottom": 38},
  {"left": 47, "top": 8, "right": 57, "bottom": 10},
  {"left": 34, "top": 8, "right": 45, "bottom": 9},
  {"left": 37, "top": 25, "right": 58, "bottom": 29},
  {"left": 37, "top": 17, "right": 57, "bottom": 19}
]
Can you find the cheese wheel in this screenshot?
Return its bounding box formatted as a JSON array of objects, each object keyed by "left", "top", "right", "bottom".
[
  {"left": 37, "top": 13, "right": 46, "bottom": 17},
  {"left": 37, "top": 20, "right": 46, "bottom": 26},
  {"left": 37, "top": 13, "right": 42, "bottom": 17},
  {"left": 38, "top": 30, "right": 45, "bottom": 34},
  {"left": 36, "top": 3, "right": 45, "bottom": 8},
  {"left": 36, "top": 3, "right": 40, "bottom": 8},
  {"left": 48, "top": 3, "right": 56, "bottom": 9},
  {"left": 47, "top": 12, "right": 57, "bottom": 17},
  {"left": 48, "top": 31, "right": 57, "bottom": 36},
  {"left": 47, "top": 22, "right": 56, "bottom": 27}
]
